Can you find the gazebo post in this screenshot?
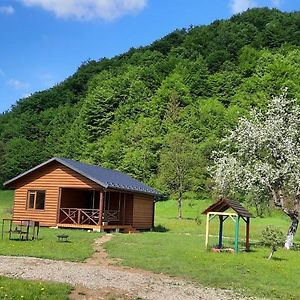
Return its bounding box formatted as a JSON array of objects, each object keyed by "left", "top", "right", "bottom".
[
  {"left": 218, "top": 215, "right": 223, "bottom": 249},
  {"left": 205, "top": 213, "right": 210, "bottom": 249},
  {"left": 246, "top": 217, "right": 250, "bottom": 251},
  {"left": 234, "top": 215, "right": 240, "bottom": 253}
]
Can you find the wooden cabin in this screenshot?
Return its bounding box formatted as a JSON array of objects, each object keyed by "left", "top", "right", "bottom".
[{"left": 3, "top": 158, "right": 160, "bottom": 231}]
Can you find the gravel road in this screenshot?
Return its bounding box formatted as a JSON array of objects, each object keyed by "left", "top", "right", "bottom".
[{"left": 0, "top": 255, "right": 251, "bottom": 300}]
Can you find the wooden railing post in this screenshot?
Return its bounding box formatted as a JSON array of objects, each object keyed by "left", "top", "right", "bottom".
[
  {"left": 99, "top": 192, "right": 104, "bottom": 226},
  {"left": 77, "top": 209, "right": 81, "bottom": 224},
  {"left": 246, "top": 217, "right": 250, "bottom": 251}
]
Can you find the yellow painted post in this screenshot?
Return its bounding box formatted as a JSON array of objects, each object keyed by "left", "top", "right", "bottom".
[{"left": 205, "top": 213, "right": 210, "bottom": 249}]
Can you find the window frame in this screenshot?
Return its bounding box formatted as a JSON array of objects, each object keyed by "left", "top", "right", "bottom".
[{"left": 27, "top": 190, "right": 46, "bottom": 210}]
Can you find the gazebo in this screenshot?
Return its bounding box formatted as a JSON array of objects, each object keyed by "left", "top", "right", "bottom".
[{"left": 202, "top": 198, "right": 253, "bottom": 253}]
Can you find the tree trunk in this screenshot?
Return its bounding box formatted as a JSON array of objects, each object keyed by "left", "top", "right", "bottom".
[
  {"left": 270, "top": 188, "right": 299, "bottom": 250},
  {"left": 284, "top": 212, "right": 299, "bottom": 249},
  {"left": 267, "top": 249, "right": 275, "bottom": 260},
  {"left": 178, "top": 191, "right": 183, "bottom": 219}
]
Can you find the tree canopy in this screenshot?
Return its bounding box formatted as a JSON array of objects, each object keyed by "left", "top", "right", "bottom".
[{"left": 212, "top": 91, "right": 300, "bottom": 248}]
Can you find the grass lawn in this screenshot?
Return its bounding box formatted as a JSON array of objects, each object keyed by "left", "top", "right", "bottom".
[
  {"left": 0, "top": 190, "right": 98, "bottom": 261},
  {"left": 2, "top": 190, "right": 300, "bottom": 299},
  {"left": 105, "top": 199, "right": 300, "bottom": 299},
  {"left": 0, "top": 277, "right": 71, "bottom": 300}
]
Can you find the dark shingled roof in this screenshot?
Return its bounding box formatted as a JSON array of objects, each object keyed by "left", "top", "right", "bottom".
[
  {"left": 4, "top": 157, "right": 160, "bottom": 196},
  {"left": 202, "top": 198, "right": 252, "bottom": 218}
]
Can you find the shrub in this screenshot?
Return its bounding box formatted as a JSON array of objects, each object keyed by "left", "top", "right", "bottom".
[{"left": 260, "top": 226, "right": 285, "bottom": 260}]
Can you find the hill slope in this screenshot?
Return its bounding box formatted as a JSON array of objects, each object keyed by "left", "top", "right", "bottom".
[{"left": 1, "top": 8, "right": 300, "bottom": 198}]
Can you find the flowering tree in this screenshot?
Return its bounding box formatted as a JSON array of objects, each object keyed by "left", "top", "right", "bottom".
[{"left": 212, "top": 90, "right": 300, "bottom": 249}]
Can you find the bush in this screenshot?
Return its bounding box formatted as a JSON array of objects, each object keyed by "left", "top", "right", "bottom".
[{"left": 260, "top": 226, "right": 285, "bottom": 260}]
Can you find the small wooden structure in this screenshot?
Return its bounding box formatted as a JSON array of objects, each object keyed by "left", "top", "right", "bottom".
[
  {"left": 4, "top": 158, "right": 160, "bottom": 231},
  {"left": 202, "top": 198, "right": 253, "bottom": 253},
  {"left": 1, "top": 219, "right": 40, "bottom": 241}
]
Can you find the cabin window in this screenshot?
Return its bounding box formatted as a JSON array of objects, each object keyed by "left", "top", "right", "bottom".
[{"left": 27, "top": 190, "right": 45, "bottom": 210}]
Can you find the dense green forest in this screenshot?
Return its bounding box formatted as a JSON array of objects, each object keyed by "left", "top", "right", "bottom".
[{"left": 1, "top": 8, "right": 300, "bottom": 200}]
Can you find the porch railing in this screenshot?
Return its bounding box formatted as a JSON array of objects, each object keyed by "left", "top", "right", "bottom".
[
  {"left": 103, "top": 210, "right": 119, "bottom": 222},
  {"left": 59, "top": 208, "right": 120, "bottom": 225},
  {"left": 60, "top": 208, "right": 100, "bottom": 225}
]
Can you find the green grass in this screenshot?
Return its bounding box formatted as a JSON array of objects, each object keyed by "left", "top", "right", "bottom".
[
  {"left": 0, "top": 190, "right": 98, "bottom": 261},
  {"left": 105, "top": 199, "right": 300, "bottom": 299},
  {"left": 0, "top": 276, "right": 71, "bottom": 299},
  {"left": 0, "top": 191, "right": 14, "bottom": 219},
  {"left": 2, "top": 190, "right": 300, "bottom": 299}
]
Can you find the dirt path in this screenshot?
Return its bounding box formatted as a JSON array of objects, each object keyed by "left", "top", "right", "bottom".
[{"left": 0, "top": 235, "right": 252, "bottom": 300}]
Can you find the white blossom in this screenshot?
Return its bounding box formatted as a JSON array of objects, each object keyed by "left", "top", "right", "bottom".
[{"left": 211, "top": 90, "right": 300, "bottom": 249}]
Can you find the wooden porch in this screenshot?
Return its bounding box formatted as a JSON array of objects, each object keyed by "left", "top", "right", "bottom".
[
  {"left": 57, "top": 188, "right": 135, "bottom": 231},
  {"left": 57, "top": 222, "right": 134, "bottom": 231}
]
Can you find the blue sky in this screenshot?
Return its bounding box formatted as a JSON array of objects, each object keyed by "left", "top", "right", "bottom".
[{"left": 0, "top": 0, "right": 299, "bottom": 113}]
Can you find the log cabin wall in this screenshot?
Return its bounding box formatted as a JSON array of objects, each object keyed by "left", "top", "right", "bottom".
[
  {"left": 124, "top": 194, "right": 134, "bottom": 225},
  {"left": 132, "top": 194, "right": 154, "bottom": 229},
  {"left": 11, "top": 161, "right": 102, "bottom": 226}
]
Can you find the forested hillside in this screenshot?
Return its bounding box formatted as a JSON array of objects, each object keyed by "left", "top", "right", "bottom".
[{"left": 1, "top": 8, "right": 300, "bottom": 199}]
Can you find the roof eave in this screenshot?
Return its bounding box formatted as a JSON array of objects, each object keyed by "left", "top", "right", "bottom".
[
  {"left": 106, "top": 185, "right": 160, "bottom": 196},
  {"left": 3, "top": 157, "right": 58, "bottom": 188}
]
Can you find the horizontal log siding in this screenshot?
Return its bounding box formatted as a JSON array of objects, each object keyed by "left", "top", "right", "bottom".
[
  {"left": 132, "top": 194, "right": 154, "bottom": 229},
  {"left": 12, "top": 162, "right": 101, "bottom": 226},
  {"left": 124, "top": 194, "right": 133, "bottom": 225}
]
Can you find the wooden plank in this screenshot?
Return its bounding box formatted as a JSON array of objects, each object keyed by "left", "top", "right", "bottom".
[
  {"left": 246, "top": 217, "right": 250, "bottom": 251},
  {"left": 234, "top": 216, "right": 240, "bottom": 253},
  {"left": 205, "top": 214, "right": 210, "bottom": 249},
  {"left": 99, "top": 191, "right": 104, "bottom": 225},
  {"left": 57, "top": 223, "right": 101, "bottom": 230},
  {"left": 208, "top": 212, "right": 238, "bottom": 216},
  {"left": 132, "top": 194, "right": 154, "bottom": 229}
]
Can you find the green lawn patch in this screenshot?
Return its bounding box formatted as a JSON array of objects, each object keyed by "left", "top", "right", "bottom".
[
  {"left": 0, "top": 191, "right": 98, "bottom": 261},
  {"left": 0, "top": 227, "right": 98, "bottom": 261},
  {"left": 0, "top": 276, "right": 71, "bottom": 299},
  {"left": 105, "top": 199, "right": 300, "bottom": 299}
]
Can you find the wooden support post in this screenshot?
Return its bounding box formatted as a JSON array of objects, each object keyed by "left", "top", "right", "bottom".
[
  {"left": 246, "top": 217, "right": 250, "bottom": 252},
  {"left": 77, "top": 209, "right": 81, "bottom": 225},
  {"left": 56, "top": 188, "right": 62, "bottom": 225},
  {"left": 99, "top": 191, "right": 104, "bottom": 226},
  {"left": 123, "top": 193, "right": 126, "bottom": 225},
  {"left": 92, "top": 190, "right": 95, "bottom": 209},
  {"left": 234, "top": 216, "right": 240, "bottom": 254},
  {"left": 205, "top": 213, "right": 210, "bottom": 249},
  {"left": 218, "top": 215, "right": 223, "bottom": 249},
  {"left": 152, "top": 200, "right": 156, "bottom": 229}
]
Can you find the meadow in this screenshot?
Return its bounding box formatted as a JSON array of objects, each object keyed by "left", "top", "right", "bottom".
[
  {"left": 1, "top": 190, "right": 300, "bottom": 299},
  {"left": 0, "top": 191, "right": 97, "bottom": 261},
  {"left": 0, "top": 191, "right": 93, "bottom": 299},
  {"left": 0, "top": 277, "right": 71, "bottom": 300},
  {"left": 105, "top": 199, "right": 300, "bottom": 299}
]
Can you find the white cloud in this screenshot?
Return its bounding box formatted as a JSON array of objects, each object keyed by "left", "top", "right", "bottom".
[
  {"left": 19, "top": 0, "right": 147, "bottom": 21},
  {"left": 0, "top": 5, "right": 15, "bottom": 15},
  {"left": 230, "top": 0, "right": 256, "bottom": 14},
  {"left": 0, "top": 69, "right": 5, "bottom": 77},
  {"left": 7, "top": 79, "right": 30, "bottom": 90}
]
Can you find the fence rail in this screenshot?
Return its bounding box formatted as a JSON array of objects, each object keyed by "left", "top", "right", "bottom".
[{"left": 59, "top": 208, "right": 120, "bottom": 225}]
